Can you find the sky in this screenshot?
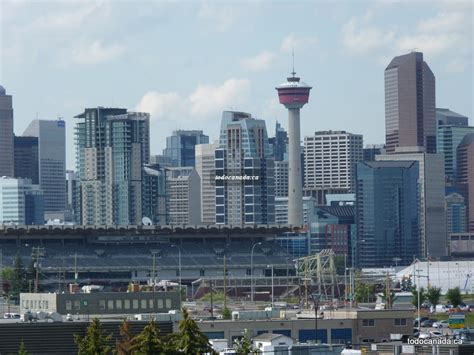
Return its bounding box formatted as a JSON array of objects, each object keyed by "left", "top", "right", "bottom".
[{"left": 1, "top": 0, "right": 472, "bottom": 169}]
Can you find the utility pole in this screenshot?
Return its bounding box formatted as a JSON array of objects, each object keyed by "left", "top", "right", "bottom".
[
  {"left": 223, "top": 255, "right": 227, "bottom": 311},
  {"left": 34, "top": 247, "right": 44, "bottom": 293},
  {"left": 210, "top": 279, "right": 214, "bottom": 318}
]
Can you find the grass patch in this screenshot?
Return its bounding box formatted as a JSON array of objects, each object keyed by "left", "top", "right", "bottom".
[{"left": 431, "top": 313, "right": 474, "bottom": 327}]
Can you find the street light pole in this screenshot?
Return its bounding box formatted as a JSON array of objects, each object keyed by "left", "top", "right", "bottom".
[
  {"left": 250, "top": 242, "right": 262, "bottom": 302},
  {"left": 267, "top": 264, "right": 274, "bottom": 308},
  {"left": 171, "top": 244, "right": 182, "bottom": 298}
]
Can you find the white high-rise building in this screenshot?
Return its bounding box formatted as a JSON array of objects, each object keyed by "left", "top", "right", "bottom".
[
  {"left": 166, "top": 167, "right": 201, "bottom": 225},
  {"left": 304, "top": 131, "right": 363, "bottom": 192},
  {"left": 195, "top": 143, "right": 219, "bottom": 224}
]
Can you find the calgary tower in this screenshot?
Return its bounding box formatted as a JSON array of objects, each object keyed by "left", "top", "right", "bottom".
[{"left": 276, "top": 62, "right": 312, "bottom": 227}]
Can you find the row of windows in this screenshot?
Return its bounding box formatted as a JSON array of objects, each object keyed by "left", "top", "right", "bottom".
[{"left": 65, "top": 298, "right": 173, "bottom": 311}]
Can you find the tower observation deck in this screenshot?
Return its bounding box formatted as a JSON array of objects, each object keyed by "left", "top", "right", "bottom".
[{"left": 276, "top": 71, "right": 312, "bottom": 226}]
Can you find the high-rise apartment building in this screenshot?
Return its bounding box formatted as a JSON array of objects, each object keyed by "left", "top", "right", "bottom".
[
  {"left": 304, "top": 131, "right": 363, "bottom": 192},
  {"left": 75, "top": 107, "right": 149, "bottom": 225},
  {"left": 0, "top": 177, "right": 44, "bottom": 225},
  {"left": 166, "top": 167, "right": 200, "bottom": 225},
  {"left": 162, "top": 130, "right": 209, "bottom": 168},
  {"left": 275, "top": 160, "right": 289, "bottom": 197},
  {"left": 65, "top": 170, "right": 79, "bottom": 223},
  {"left": 385, "top": 52, "right": 436, "bottom": 154},
  {"left": 142, "top": 164, "right": 167, "bottom": 225},
  {"left": 356, "top": 161, "right": 420, "bottom": 267},
  {"left": 215, "top": 111, "right": 275, "bottom": 225},
  {"left": 445, "top": 192, "right": 467, "bottom": 234},
  {"left": 457, "top": 133, "right": 474, "bottom": 232},
  {"left": 195, "top": 143, "right": 219, "bottom": 224},
  {"left": 436, "top": 109, "right": 473, "bottom": 181},
  {"left": 23, "top": 120, "right": 66, "bottom": 215},
  {"left": 0, "top": 85, "right": 14, "bottom": 177},
  {"left": 376, "top": 150, "right": 446, "bottom": 258},
  {"left": 14, "top": 136, "right": 39, "bottom": 184}
]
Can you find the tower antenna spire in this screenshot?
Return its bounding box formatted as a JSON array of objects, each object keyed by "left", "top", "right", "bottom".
[{"left": 291, "top": 51, "right": 296, "bottom": 77}]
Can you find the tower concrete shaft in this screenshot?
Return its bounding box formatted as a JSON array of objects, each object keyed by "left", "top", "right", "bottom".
[{"left": 288, "top": 108, "right": 303, "bottom": 226}]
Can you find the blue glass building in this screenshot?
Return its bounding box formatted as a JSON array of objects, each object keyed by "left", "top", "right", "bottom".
[
  {"left": 162, "top": 130, "right": 209, "bottom": 167},
  {"left": 355, "top": 161, "right": 420, "bottom": 267}
]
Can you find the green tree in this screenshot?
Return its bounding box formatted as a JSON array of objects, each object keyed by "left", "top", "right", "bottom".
[
  {"left": 74, "top": 318, "right": 113, "bottom": 355},
  {"left": 412, "top": 286, "right": 426, "bottom": 308},
  {"left": 176, "top": 307, "right": 214, "bottom": 354},
  {"left": 222, "top": 307, "right": 232, "bottom": 320},
  {"left": 10, "top": 253, "right": 28, "bottom": 299},
  {"left": 115, "top": 319, "right": 136, "bottom": 355},
  {"left": 18, "top": 340, "right": 28, "bottom": 355},
  {"left": 233, "top": 329, "right": 260, "bottom": 355},
  {"left": 133, "top": 319, "right": 163, "bottom": 354},
  {"left": 355, "top": 282, "right": 376, "bottom": 303},
  {"left": 446, "top": 287, "right": 462, "bottom": 308},
  {"left": 426, "top": 287, "right": 442, "bottom": 310}
]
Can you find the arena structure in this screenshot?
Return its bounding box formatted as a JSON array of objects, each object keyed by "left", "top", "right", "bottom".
[{"left": 0, "top": 225, "right": 301, "bottom": 299}]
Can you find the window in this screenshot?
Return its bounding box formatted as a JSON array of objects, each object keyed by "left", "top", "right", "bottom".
[
  {"left": 165, "top": 299, "right": 172, "bottom": 309},
  {"left": 66, "top": 301, "right": 72, "bottom": 311},
  {"left": 149, "top": 299, "right": 154, "bottom": 309},
  {"left": 141, "top": 300, "right": 147, "bottom": 309},
  {"left": 394, "top": 318, "right": 406, "bottom": 326},
  {"left": 99, "top": 300, "right": 106, "bottom": 311},
  {"left": 158, "top": 299, "right": 164, "bottom": 308},
  {"left": 362, "top": 339, "right": 375, "bottom": 343},
  {"left": 362, "top": 319, "right": 375, "bottom": 327},
  {"left": 108, "top": 300, "right": 114, "bottom": 310},
  {"left": 133, "top": 299, "right": 139, "bottom": 309},
  {"left": 74, "top": 300, "right": 80, "bottom": 311},
  {"left": 124, "top": 300, "right": 130, "bottom": 310},
  {"left": 116, "top": 300, "right": 122, "bottom": 310}
]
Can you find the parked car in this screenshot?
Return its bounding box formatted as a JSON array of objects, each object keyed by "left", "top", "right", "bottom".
[
  {"left": 418, "top": 332, "right": 430, "bottom": 339},
  {"left": 420, "top": 319, "right": 436, "bottom": 327},
  {"left": 433, "top": 320, "right": 448, "bottom": 328},
  {"left": 414, "top": 316, "right": 429, "bottom": 327},
  {"left": 429, "top": 331, "right": 443, "bottom": 338}
]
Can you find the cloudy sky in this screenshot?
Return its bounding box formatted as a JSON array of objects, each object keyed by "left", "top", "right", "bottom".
[{"left": 1, "top": 0, "right": 472, "bottom": 169}]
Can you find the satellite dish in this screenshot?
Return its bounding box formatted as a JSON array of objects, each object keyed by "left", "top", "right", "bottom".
[{"left": 142, "top": 217, "right": 153, "bottom": 226}]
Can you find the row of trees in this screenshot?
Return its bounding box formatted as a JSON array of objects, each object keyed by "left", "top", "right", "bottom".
[
  {"left": 37, "top": 307, "right": 260, "bottom": 355},
  {"left": 412, "top": 286, "right": 463, "bottom": 309},
  {"left": 2, "top": 253, "right": 41, "bottom": 300}
]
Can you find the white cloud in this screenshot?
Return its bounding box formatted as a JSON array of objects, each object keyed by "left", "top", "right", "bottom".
[
  {"left": 189, "top": 79, "right": 250, "bottom": 117},
  {"left": 396, "top": 33, "right": 464, "bottom": 57},
  {"left": 280, "top": 33, "right": 319, "bottom": 53},
  {"left": 241, "top": 51, "right": 276, "bottom": 72},
  {"left": 136, "top": 78, "right": 251, "bottom": 122},
  {"left": 341, "top": 19, "right": 395, "bottom": 55},
  {"left": 72, "top": 40, "right": 125, "bottom": 65},
  {"left": 197, "top": 3, "right": 245, "bottom": 32},
  {"left": 416, "top": 11, "right": 466, "bottom": 33},
  {"left": 136, "top": 92, "right": 183, "bottom": 121}
]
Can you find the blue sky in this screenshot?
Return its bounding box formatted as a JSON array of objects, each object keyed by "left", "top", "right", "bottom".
[{"left": 1, "top": 0, "right": 472, "bottom": 169}]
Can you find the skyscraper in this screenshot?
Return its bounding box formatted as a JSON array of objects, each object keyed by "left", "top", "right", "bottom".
[
  {"left": 385, "top": 52, "right": 436, "bottom": 154},
  {"left": 195, "top": 143, "right": 219, "bottom": 224},
  {"left": 363, "top": 144, "right": 386, "bottom": 162},
  {"left": 14, "top": 136, "right": 39, "bottom": 184},
  {"left": 436, "top": 109, "right": 473, "bottom": 182},
  {"left": 0, "top": 85, "right": 14, "bottom": 177},
  {"left": 376, "top": 150, "right": 446, "bottom": 258},
  {"left": 269, "top": 121, "right": 288, "bottom": 162},
  {"left": 304, "top": 131, "right": 363, "bottom": 192},
  {"left": 445, "top": 192, "right": 467, "bottom": 234},
  {"left": 274, "top": 160, "right": 289, "bottom": 197},
  {"left": 75, "top": 107, "right": 150, "bottom": 225},
  {"left": 215, "top": 111, "right": 275, "bottom": 225},
  {"left": 356, "top": 161, "right": 420, "bottom": 267},
  {"left": 0, "top": 177, "right": 44, "bottom": 225},
  {"left": 276, "top": 69, "right": 311, "bottom": 226},
  {"left": 23, "top": 120, "right": 66, "bottom": 216},
  {"left": 162, "top": 130, "right": 209, "bottom": 167},
  {"left": 457, "top": 133, "right": 474, "bottom": 232}
]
